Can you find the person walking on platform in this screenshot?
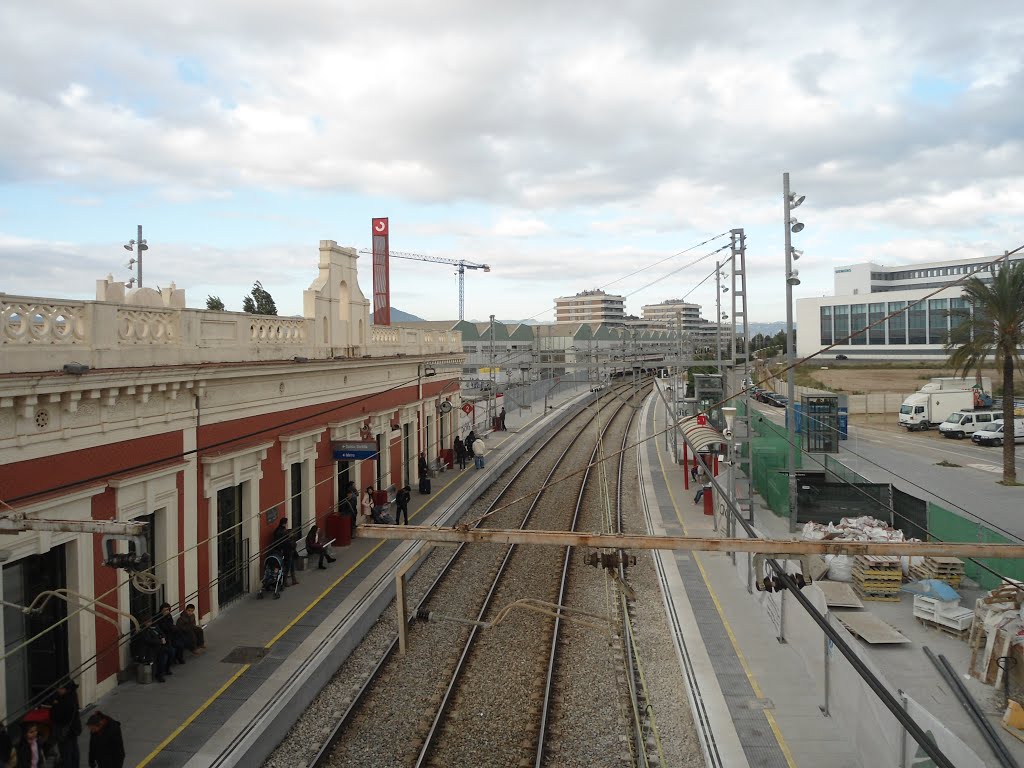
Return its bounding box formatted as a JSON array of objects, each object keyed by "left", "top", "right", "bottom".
[
  {"left": 396, "top": 485, "right": 411, "bottom": 525},
  {"left": 472, "top": 436, "right": 487, "bottom": 469},
  {"left": 86, "top": 712, "right": 125, "bottom": 768},
  {"left": 418, "top": 453, "right": 431, "bottom": 494},
  {"left": 499, "top": 407, "right": 506, "bottom": 430},
  {"left": 454, "top": 436, "right": 467, "bottom": 470},
  {"left": 50, "top": 680, "right": 81, "bottom": 768}
]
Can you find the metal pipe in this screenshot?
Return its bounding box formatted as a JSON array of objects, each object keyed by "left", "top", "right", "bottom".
[{"left": 925, "top": 647, "right": 1018, "bottom": 768}]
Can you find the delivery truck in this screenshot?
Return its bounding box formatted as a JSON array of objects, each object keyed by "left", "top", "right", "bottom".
[
  {"left": 898, "top": 390, "right": 976, "bottom": 431},
  {"left": 919, "top": 376, "right": 992, "bottom": 393}
]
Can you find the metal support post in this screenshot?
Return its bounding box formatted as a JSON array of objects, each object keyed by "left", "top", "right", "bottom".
[
  {"left": 489, "top": 314, "right": 496, "bottom": 429},
  {"left": 821, "top": 613, "right": 831, "bottom": 717},
  {"left": 715, "top": 260, "right": 722, "bottom": 374},
  {"left": 784, "top": 173, "right": 799, "bottom": 533}
]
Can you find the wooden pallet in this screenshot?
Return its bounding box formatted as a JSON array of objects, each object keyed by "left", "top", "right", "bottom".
[
  {"left": 910, "top": 556, "right": 965, "bottom": 587},
  {"left": 915, "top": 616, "right": 970, "bottom": 640},
  {"left": 854, "top": 585, "right": 902, "bottom": 602}
]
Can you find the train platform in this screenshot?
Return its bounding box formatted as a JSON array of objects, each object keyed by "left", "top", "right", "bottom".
[
  {"left": 641, "top": 385, "right": 1024, "bottom": 767},
  {"left": 638, "top": 387, "right": 860, "bottom": 768},
  {"left": 76, "top": 383, "right": 591, "bottom": 767}
]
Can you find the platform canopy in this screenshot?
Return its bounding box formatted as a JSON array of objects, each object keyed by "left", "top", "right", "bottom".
[{"left": 677, "top": 417, "right": 725, "bottom": 453}]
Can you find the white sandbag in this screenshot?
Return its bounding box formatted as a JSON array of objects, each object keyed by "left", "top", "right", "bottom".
[{"left": 828, "top": 555, "right": 854, "bottom": 582}]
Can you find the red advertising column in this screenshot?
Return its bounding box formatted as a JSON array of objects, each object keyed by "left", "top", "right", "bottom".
[
  {"left": 703, "top": 487, "right": 714, "bottom": 516},
  {"left": 371, "top": 217, "right": 391, "bottom": 326},
  {"left": 683, "top": 443, "right": 689, "bottom": 490}
]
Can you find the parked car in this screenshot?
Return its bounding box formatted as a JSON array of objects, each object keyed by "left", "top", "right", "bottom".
[
  {"left": 835, "top": 354, "right": 848, "bottom": 360},
  {"left": 972, "top": 418, "right": 1024, "bottom": 446},
  {"left": 768, "top": 394, "right": 788, "bottom": 408}
]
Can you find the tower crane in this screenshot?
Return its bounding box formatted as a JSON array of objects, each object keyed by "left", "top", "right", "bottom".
[{"left": 359, "top": 248, "right": 491, "bottom": 321}]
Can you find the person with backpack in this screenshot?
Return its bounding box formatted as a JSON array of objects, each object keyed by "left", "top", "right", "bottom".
[{"left": 472, "top": 436, "right": 487, "bottom": 469}]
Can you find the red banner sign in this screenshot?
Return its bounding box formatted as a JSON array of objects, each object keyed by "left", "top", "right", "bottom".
[
  {"left": 371, "top": 217, "right": 390, "bottom": 326},
  {"left": 461, "top": 403, "right": 474, "bottom": 415}
]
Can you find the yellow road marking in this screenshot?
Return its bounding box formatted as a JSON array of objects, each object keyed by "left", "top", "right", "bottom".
[{"left": 652, "top": 400, "right": 797, "bottom": 768}]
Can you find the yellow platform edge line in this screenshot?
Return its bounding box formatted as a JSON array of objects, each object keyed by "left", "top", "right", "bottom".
[{"left": 143, "top": 467, "right": 469, "bottom": 765}]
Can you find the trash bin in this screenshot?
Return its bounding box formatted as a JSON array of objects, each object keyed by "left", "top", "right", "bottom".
[
  {"left": 325, "top": 513, "right": 352, "bottom": 547},
  {"left": 492, "top": 416, "right": 501, "bottom": 431},
  {"left": 136, "top": 663, "right": 153, "bottom": 685}
]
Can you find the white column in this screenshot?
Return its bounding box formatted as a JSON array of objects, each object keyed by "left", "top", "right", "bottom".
[{"left": 183, "top": 426, "right": 200, "bottom": 618}]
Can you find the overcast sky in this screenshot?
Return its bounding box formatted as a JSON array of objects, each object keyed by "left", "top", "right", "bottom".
[{"left": 2, "top": 2, "right": 1023, "bottom": 323}]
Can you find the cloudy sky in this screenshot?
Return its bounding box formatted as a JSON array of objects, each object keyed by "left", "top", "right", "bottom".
[{"left": 2, "top": 2, "right": 1023, "bottom": 323}]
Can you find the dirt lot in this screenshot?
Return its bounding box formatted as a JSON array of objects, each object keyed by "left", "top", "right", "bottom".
[{"left": 799, "top": 365, "right": 999, "bottom": 394}]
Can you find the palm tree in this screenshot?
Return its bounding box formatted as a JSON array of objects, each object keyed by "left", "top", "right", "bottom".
[{"left": 945, "top": 259, "right": 1024, "bottom": 484}]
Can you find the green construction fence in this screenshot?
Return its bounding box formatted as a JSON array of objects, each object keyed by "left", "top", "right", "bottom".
[{"left": 927, "top": 502, "right": 1024, "bottom": 590}]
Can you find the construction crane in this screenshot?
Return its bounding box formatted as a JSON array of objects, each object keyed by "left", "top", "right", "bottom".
[{"left": 359, "top": 248, "right": 491, "bottom": 321}]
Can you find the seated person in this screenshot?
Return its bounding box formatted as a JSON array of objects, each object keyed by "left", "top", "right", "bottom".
[
  {"left": 155, "top": 602, "right": 186, "bottom": 665},
  {"left": 132, "top": 617, "right": 173, "bottom": 682},
  {"left": 305, "top": 524, "right": 337, "bottom": 569},
  {"left": 175, "top": 603, "right": 206, "bottom": 654}
]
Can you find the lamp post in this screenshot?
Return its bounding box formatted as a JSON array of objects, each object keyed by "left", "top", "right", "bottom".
[
  {"left": 783, "top": 172, "right": 805, "bottom": 533},
  {"left": 489, "top": 314, "right": 496, "bottom": 431},
  {"left": 123, "top": 225, "right": 148, "bottom": 287}
]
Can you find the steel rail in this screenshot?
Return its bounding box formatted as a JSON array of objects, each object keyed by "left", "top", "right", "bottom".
[
  {"left": 308, "top": 383, "right": 631, "bottom": 767},
  {"left": 414, "top": 383, "right": 637, "bottom": 767},
  {"left": 535, "top": 386, "right": 641, "bottom": 766}
]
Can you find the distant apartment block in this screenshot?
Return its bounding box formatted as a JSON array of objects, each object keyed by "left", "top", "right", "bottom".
[{"left": 554, "top": 289, "right": 625, "bottom": 324}]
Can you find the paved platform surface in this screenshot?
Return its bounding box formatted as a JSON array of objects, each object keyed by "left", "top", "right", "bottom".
[
  {"left": 644, "top": 388, "right": 1023, "bottom": 767},
  {"left": 77, "top": 382, "right": 589, "bottom": 767}
]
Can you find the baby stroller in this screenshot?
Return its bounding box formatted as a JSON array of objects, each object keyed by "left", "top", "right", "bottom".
[{"left": 257, "top": 554, "right": 284, "bottom": 599}]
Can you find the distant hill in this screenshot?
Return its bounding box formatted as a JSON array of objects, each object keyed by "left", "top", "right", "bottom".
[
  {"left": 748, "top": 321, "right": 788, "bottom": 336},
  {"left": 384, "top": 308, "right": 425, "bottom": 323}
]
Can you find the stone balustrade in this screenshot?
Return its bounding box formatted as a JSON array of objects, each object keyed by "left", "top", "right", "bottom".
[{"left": 1, "top": 294, "right": 462, "bottom": 374}]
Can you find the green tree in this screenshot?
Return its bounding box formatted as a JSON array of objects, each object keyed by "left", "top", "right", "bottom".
[
  {"left": 206, "top": 295, "right": 225, "bottom": 311},
  {"left": 945, "top": 260, "right": 1024, "bottom": 484},
  {"left": 242, "top": 281, "right": 278, "bottom": 315}
]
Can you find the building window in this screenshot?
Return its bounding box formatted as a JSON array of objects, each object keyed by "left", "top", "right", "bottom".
[
  {"left": 290, "top": 461, "right": 304, "bottom": 532},
  {"left": 908, "top": 300, "right": 927, "bottom": 344},
  {"left": 888, "top": 301, "right": 907, "bottom": 344},
  {"left": 819, "top": 306, "right": 832, "bottom": 345},
  {"left": 949, "top": 298, "right": 969, "bottom": 338},
  {"left": 834, "top": 305, "right": 849, "bottom": 344},
  {"left": 868, "top": 303, "right": 886, "bottom": 344},
  {"left": 850, "top": 304, "right": 867, "bottom": 345},
  {"left": 928, "top": 299, "right": 949, "bottom": 344}
]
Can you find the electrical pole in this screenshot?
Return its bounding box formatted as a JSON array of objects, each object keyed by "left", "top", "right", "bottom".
[
  {"left": 784, "top": 173, "right": 800, "bottom": 533},
  {"left": 489, "top": 314, "right": 496, "bottom": 431},
  {"left": 715, "top": 261, "right": 722, "bottom": 375}
]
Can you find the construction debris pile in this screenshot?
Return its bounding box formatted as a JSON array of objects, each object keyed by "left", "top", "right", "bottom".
[{"left": 800, "top": 516, "right": 922, "bottom": 583}]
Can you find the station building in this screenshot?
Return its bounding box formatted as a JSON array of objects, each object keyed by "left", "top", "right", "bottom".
[
  {"left": 796, "top": 252, "right": 1024, "bottom": 361},
  {"left": 0, "top": 241, "right": 464, "bottom": 721}
]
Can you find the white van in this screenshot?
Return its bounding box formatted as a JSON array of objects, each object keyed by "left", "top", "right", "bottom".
[
  {"left": 972, "top": 419, "right": 1024, "bottom": 446},
  {"left": 939, "top": 410, "right": 998, "bottom": 439}
]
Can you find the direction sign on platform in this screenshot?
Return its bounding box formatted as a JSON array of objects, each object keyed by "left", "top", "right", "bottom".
[
  {"left": 461, "top": 403, "right": 474, "bottom": 415},
  {"left": 332, "top": 440, "right": 377, "bottom": 460}
]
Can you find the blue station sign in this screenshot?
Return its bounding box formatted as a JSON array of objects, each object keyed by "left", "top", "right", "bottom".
[{"left": 332, "top": 440, "right": 377, "bottom": 460}]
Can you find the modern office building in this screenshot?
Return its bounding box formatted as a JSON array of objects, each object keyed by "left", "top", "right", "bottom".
[
  {"left": 553, "top": 289, "right": 626, "bottom": 324},
  {"left": 796, "top": 252, "right": 1023, "bottom": 360}
]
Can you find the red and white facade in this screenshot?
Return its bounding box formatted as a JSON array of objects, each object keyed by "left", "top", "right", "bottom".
[{"left": 0, "top": 241, "right": 464, "bottom": 720}]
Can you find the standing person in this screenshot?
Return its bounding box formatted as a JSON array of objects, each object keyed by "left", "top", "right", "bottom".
[
  {"left": 175, "top": 604, "right": 206, "bottom": 655},
  {"left": 499, "top": 407, "right": 506, "bottom": 431},
  {"left": 50, "top": 680, "right": 82, "bottom": 768},
  {"left": 361, "top": 487, "right": 376, "bottom": 524},
  {"left": 472, "top": 436, "right": 487, "bottom": 469},
  {"left": 86, "top": 712, "right": 124, "bottom": 768},
  {"left": 453, "top": 437, "right": 467, "bottom": 470},
  {"left": 271, "top": 518, "right": 298, "bottom": 586},
  {"left": 465, "top": 430, "right": 476, "bottom": 459},
  {"left": 305, "top": 524, "right": 336, "bottom": 569},
  {"left": 16, "top": 722, "right": 57, "bottom": 768},
  {"left": 396, "top": 485, "right": 411, "bottom": 525},
  {"left": 340, "top": 482, "right": 359, "bottom": 528}
]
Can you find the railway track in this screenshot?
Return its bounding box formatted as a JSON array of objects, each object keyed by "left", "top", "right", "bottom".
[{"left": 267, "top": 376, "right": 701, "bottom": 767}]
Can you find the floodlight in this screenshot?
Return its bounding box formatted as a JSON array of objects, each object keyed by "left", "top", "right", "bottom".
[
  {"left": 789, "top": 218, "right": 804, "bottom": 233},
  {"left": 123, "top": 240, "right": 135, "bottom": 251},
  {"left": 791, "top": 248, "right": 803, "bottom": 261},
  {"left": 787, "top": 271, "right": 801, "bottom": 286},
  {"left": 789, "top": 193, "right": 805, "bottom": 209}
]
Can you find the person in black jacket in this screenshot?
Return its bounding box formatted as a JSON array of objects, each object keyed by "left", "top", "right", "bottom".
[
  {"left": 86, "top": 712, "right": 124, "bottom": 768},
  {"left": 271, "top": 518, "right": 299, "bottom": 586},
  {"left": 155, "top": 603, "right": 186, "bottom": 666},
  {"left": 395, "top": 486, "right": 411, "bottom": 525},
  {"left": 132, "top": 619, "right": 172, "bottom": 682},
  {"left": 51, "top": 679, "right": 82, "bottom": 768}
]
